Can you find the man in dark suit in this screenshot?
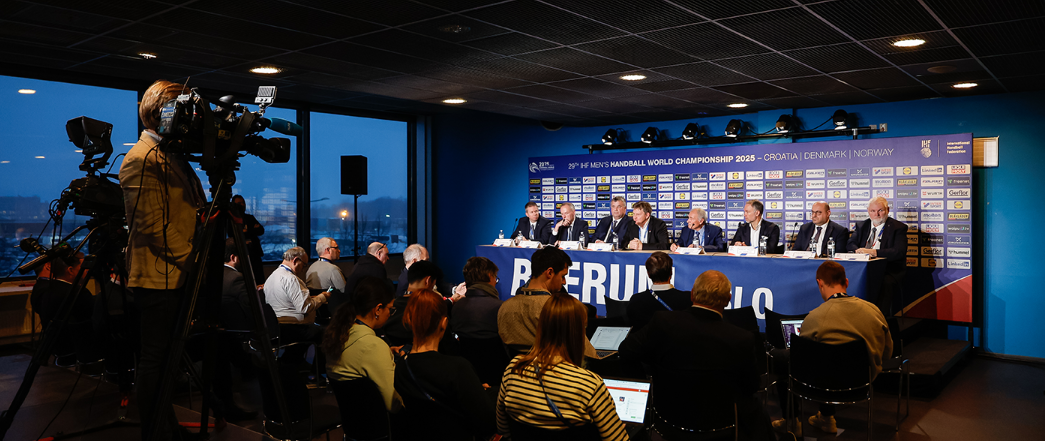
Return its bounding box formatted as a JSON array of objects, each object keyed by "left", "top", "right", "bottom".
[
  {"left": 592, "top": 196, "right": 634, "bottom": 246},
  {"left": 672, "top": 207, "right": 727, "bottom": 252},
  {"left": 216, "top": 239, "right": 261, "bottom": 421},
  {"left": 551, "top": 202, "right": 588, "bottom": 244},
  {"left": 622, "top": 201, "right": 670, "bottom": 250},
  {"left": 793, "top": 201, "right": 850, "bottom": 256},
  {"left": 626, "top": 252, "right": 692, "bottom": 331},
  {"left": 511, "top": 201, "right": 553, "bottom": 244},
  {"left": 730, "top": 199, "right": 781, "bottom": 254},
  {"left": 847, "top": 197, "right": 909, "bottom": 314},
  {"left": 619, "top": 270, "right": 772, "bottom": 441}
]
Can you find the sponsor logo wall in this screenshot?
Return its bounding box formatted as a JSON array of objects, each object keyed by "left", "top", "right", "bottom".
[{"left": 529, "top": 133, "right": 973, "bottom": 322}]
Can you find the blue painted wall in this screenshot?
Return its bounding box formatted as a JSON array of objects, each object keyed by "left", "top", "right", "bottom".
[{"left": 431, "top": 90, "right": 1045, "bottom": 360}]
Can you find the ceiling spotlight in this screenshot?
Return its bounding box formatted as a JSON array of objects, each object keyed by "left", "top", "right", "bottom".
[
  {"left": 775, "top": 114, "right": 792, "bottom": 133},
  {"left": 602, "top": 129, "right": 618, "bottom": 145},
  {"left": 138, "top": 52, "right": 157, "bottom": 59},
  {"left": 893, "top": 39, "right": 925, "bottom": 47},
  {"left": 681, "top": 123, "right": 701, "bottom": 140},
  {"left": 832, "top": 109, "right": 849, "bottom": 130},
  {"left": 724, "top": 119, "right": 743, "bottom": 137},
  {"left": 640, "top": 127, "right": 659, "bottom": 144},
  {"left": 250, "top": 66, "right": 281, "bottom": 74},
  {"left": 442, "top": 98, "right": 466, "bottom": 104},
  {"left": 952, "top": 82, "right": 978, "bottom": 89},
  {"left": 620, "top": 74, "right": 646, "bottom": 81},
  {"left": 727, "top": 103, "right": 748, "bottom": 108},
  {"left": 18, "top": 89, "right": 35, "bottom": 94}
]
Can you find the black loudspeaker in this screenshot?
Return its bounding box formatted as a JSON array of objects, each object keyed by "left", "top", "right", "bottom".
[{"left": 341, "top": 155, "right": 367, "bottom": 195}]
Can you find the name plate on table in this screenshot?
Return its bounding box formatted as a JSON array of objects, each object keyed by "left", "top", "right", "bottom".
[
  {"left": 493, "top": 239, "right": 514, "bottom": 247},
  {"left": 783, "top": 250, "right": 816, "bottom": 259},
  {"left": 728, "top": 246, "right": 759, "bottom": 256},
  {"left": 559, "top": 241, "right": 581, "bottom": 250},
  {"left": 834, "top": 253, "right": 870, "bottom": 261},
  {"left": 675, "top": 246, "right": 704, "bottom": 255},
  {"left": 587, "top": 243, "right": 613, "bottom": 251},
  {"left": 518, "top": 240, "right": 541, "bottom": 249}
]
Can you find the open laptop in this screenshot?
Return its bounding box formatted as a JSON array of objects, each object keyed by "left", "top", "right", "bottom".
[
  {"left": 603, "top": 377, "right": 650, "bottom": 426},
  {"left": 780, "top": 319, "right": 804, "bottom": 348},
  {"left": 590, "top": 326, "right": 630, "bottom": 358}
]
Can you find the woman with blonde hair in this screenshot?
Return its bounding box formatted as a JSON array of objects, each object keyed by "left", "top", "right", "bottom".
[{"left": 496, "top": 294, "right": 628, "bottom": 440}]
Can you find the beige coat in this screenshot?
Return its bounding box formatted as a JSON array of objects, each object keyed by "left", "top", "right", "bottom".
[{"left": 119, "top": 131, "right": 206, "bottom": 290}]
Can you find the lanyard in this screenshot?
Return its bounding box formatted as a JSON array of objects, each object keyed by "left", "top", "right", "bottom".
[
  {"left": 829, "top": 293, "right": 849, "bottom": 300},
  {"left": 650, "top": 291, "right": 673, "bottom": 311},
  {"left": 533, "top": 365, "right": 577, "bottom": 428},
  {"left": 279, "top": 264, "right": 294, "bottom": 274}
]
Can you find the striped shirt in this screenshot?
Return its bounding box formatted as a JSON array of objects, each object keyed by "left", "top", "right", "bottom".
[{"left": 496, "top": 356, "right": 628, "bottom": 440}]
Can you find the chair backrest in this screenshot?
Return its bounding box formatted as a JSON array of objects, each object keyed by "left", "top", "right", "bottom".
[
  {"left": 507, "top": 417, "right": 601, "bottom": 441},
  {"left": 790, "top": 336, "right": 871, "bottom": 391},
  {"left": 722, "top": 306, "right": 758, "bottom": 332},
  {"left": 603, "top": 296, "right": 628, "bottom": 320},
  {"left": 458, "top": 336, "right": 512, "bottom": 385},
  {"left": 650, "top": 368, "right": 737, "bottom": 436},
  {"left": 330, "top": 378, "right": 390, "bottom": 440},
  {"left": 764, "top": 308, "right": 807, "bottom": 349}
]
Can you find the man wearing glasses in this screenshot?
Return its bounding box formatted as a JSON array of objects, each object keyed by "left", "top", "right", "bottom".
[
  {"left": 847, "top": 197, "right": 909, "bottom": 314},
  {"left": 306, "top": 237, "right": 346, "bottom": 296},
  {"left": 793, "top": 202, "right": 850, "bottom": 256}
]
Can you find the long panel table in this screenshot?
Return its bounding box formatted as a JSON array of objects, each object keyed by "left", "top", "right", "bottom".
[{"left": 476, "top": 246, "right": 885, "bottom": 323}]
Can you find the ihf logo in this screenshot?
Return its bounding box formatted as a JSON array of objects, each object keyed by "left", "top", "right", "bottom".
[
  {"left": 528, "top": 162, "right": 539, "bottom": 173},
  {"left": 920, "top": 139, "right": 932, "bottom": 158},
  {"left": 529, "top": 161, "right": 554, "bottom": 173}
]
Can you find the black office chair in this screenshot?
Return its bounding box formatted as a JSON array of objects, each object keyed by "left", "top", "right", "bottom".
[
  {"left": 506, "top": 417, "right": 601, "bottom": 441},
  {"left": 649, "top": 368, "right": 738, "bottom": 441},
  {"left": 256, "top": 362, "right": 341, "bottom": 440},
  {"left": 458, "top": 336, "right": 512, "bottom": 386},
  {"left": 764, "top": 308, "right": 807, "bottom": 350},
  {"left": 330, "top": 378, "right": 391, "bottom": 441},
  {"left": 884, "top": 317, "right": 911, "bottom": 430},
  {"left": 721, "top": 306, "right": 758, "bottom": 332},
  {"left": 604, "top": 295, "right": 629, "bottom": 321},
  {"left": 788, "top": 336, "right": 874, "bottom": 440}
]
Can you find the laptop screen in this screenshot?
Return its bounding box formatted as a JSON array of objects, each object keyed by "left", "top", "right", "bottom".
[
  {"left": 780, "top": 319, "right": 803, "bottom": 348},
  {"left": 590, "top": 327, "right": 630, "bottom": 351},
  {"left": 603, "top": 378, "right": 650, "bottom": 424}
]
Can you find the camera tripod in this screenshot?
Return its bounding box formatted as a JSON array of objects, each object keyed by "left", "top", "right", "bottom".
[{"left": 148, "top": 169, "right": 290, "bottom": 440}]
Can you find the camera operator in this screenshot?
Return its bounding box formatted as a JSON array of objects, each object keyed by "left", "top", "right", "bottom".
[{"left": 119, "top": 80, "right": 206, "bottom": 441}]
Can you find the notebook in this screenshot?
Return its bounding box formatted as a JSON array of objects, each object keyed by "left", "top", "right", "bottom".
[
  {"left": 780, "top": 319, "right": 804, "bottom": 348},
  {"left": 590, "top": 326, "right": 630, "bottom": 358},
  {"left": 603, "top": 378, "right": 650, "bottom": 425}
]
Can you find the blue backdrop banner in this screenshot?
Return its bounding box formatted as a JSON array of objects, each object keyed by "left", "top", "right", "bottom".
[{"left": 525, "top": 134, "right": 973, "bottom": 322}]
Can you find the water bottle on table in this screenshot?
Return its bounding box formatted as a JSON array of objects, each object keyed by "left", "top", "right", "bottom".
[
  {"left": 827, "top": 237, "right": 836, "bottom": 258},
  {"left": 499, "top": 230, "right": 504, "bottom": 239},
  {"left": 758, "top": 236, "right": 767, "bottom": 256},
  {"left": 611, "top": 231, "right": 619, "bottom": 251}
]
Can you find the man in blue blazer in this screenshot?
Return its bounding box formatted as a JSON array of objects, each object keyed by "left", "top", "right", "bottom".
[
  {"left": 730, "top": 200, "right": 781, "bottom": 253},
  {"left": 592, "top": 196, "right": 634, "bottom": 246},
  {"left": 551, "top": 202, "right": 588, "bottom": 244},
  {"left": 672, "top": 207, "right": 726, "bottom": 252},
  {"left": 511, "top": 201, "right": 553, "bottom": 244},
  {"left": 793, "top": 202, "right": 850, "bottom": 256}
]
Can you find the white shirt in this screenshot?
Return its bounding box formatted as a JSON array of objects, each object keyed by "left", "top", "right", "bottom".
[
  {"left": 264, "top": 264, "right": 315, "bottom": 322},
  {"left": 810, "top": 223, "right": 827, "bottom": 254},
  {"left": 748, "top": 221, "right": 762, "bottom": 245},
  {"left": 867, "top": 223, "right": 884, "bottom": 250},
  {"left": 638, "top": 221, "right": 649, "bottom": 243}
]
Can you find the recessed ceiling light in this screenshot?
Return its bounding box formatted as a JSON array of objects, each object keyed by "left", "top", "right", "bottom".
[
  {"left": 250, "top": 66, "right": 281, "bottom": 74},
  {"left": 35, "top": 156, "right": 45, "bottom": 159},
  {"left": 123, "top": 143, "right": 136, "bottom": 146},
  {"left": 18, "top": 89, "right": 35, "bottom": 94},
  {"left": 620, "top": 74, "right": 646, "bottom": 81},
  {"left": 1, "top": 161, "right": 9, "bottom": 164},
  {"left": 728, "top": 103, "right": 748, "bottom": 108},
  {"left": 952, "top": 82, "right": 978, "bottom": 89},
  {"left": 138, "top": 52, "right": 157, "bottom": 59},
  {"left": 437, "top": 24, "right": 471, "bottom": 34},
  {"left": 893, "top": 39, "right": 925, "bottom": 48},
  {"left": 75, "top": 150, "right": 82, "bottom": 153},
  {"left": 443, "top": 98, "right": 466, "bottom": 104}
]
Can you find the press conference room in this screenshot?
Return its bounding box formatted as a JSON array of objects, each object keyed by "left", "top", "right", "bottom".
[{"left": 0, "top": 1, "right": 1041, "bottom": 440}]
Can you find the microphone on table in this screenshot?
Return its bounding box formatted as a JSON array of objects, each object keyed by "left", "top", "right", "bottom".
[{"left": 788, "top": 222, "right": 801, "bottom": 251}]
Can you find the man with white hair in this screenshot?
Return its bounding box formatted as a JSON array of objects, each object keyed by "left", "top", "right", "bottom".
[
  {"left": 264, "top": 246, "right": 329, "bottom": 363},
  {"left": 394, "top": 243, "right": 428, "bottom": 297},
  {"left": 551, "top": 202, "right": 587, "bottom": 244},
  {"left": 847, "top": 197, "right": 908, "bottom": 313},
  {"left": 306, "top": 237, "right": 346, "bottom": 295},
  {"left": 671, "top": 207, "right": 726, "bottom": 252}
]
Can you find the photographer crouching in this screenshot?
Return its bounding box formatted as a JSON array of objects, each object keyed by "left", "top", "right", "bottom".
[{"left": 119, "top": 80, "right": 206, "bottom": 441}]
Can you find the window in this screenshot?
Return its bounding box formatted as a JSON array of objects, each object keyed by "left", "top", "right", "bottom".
[
  {"left": 308, "top": 112, "right": 408, "bottom": 257},
  {"left": 0, "top": 75, "right": 137, "bottom": 277}
]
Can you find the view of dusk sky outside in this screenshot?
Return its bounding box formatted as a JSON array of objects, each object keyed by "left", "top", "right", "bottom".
[{"left": 0, "top": 74, "right": 407, "bottom": 276}]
